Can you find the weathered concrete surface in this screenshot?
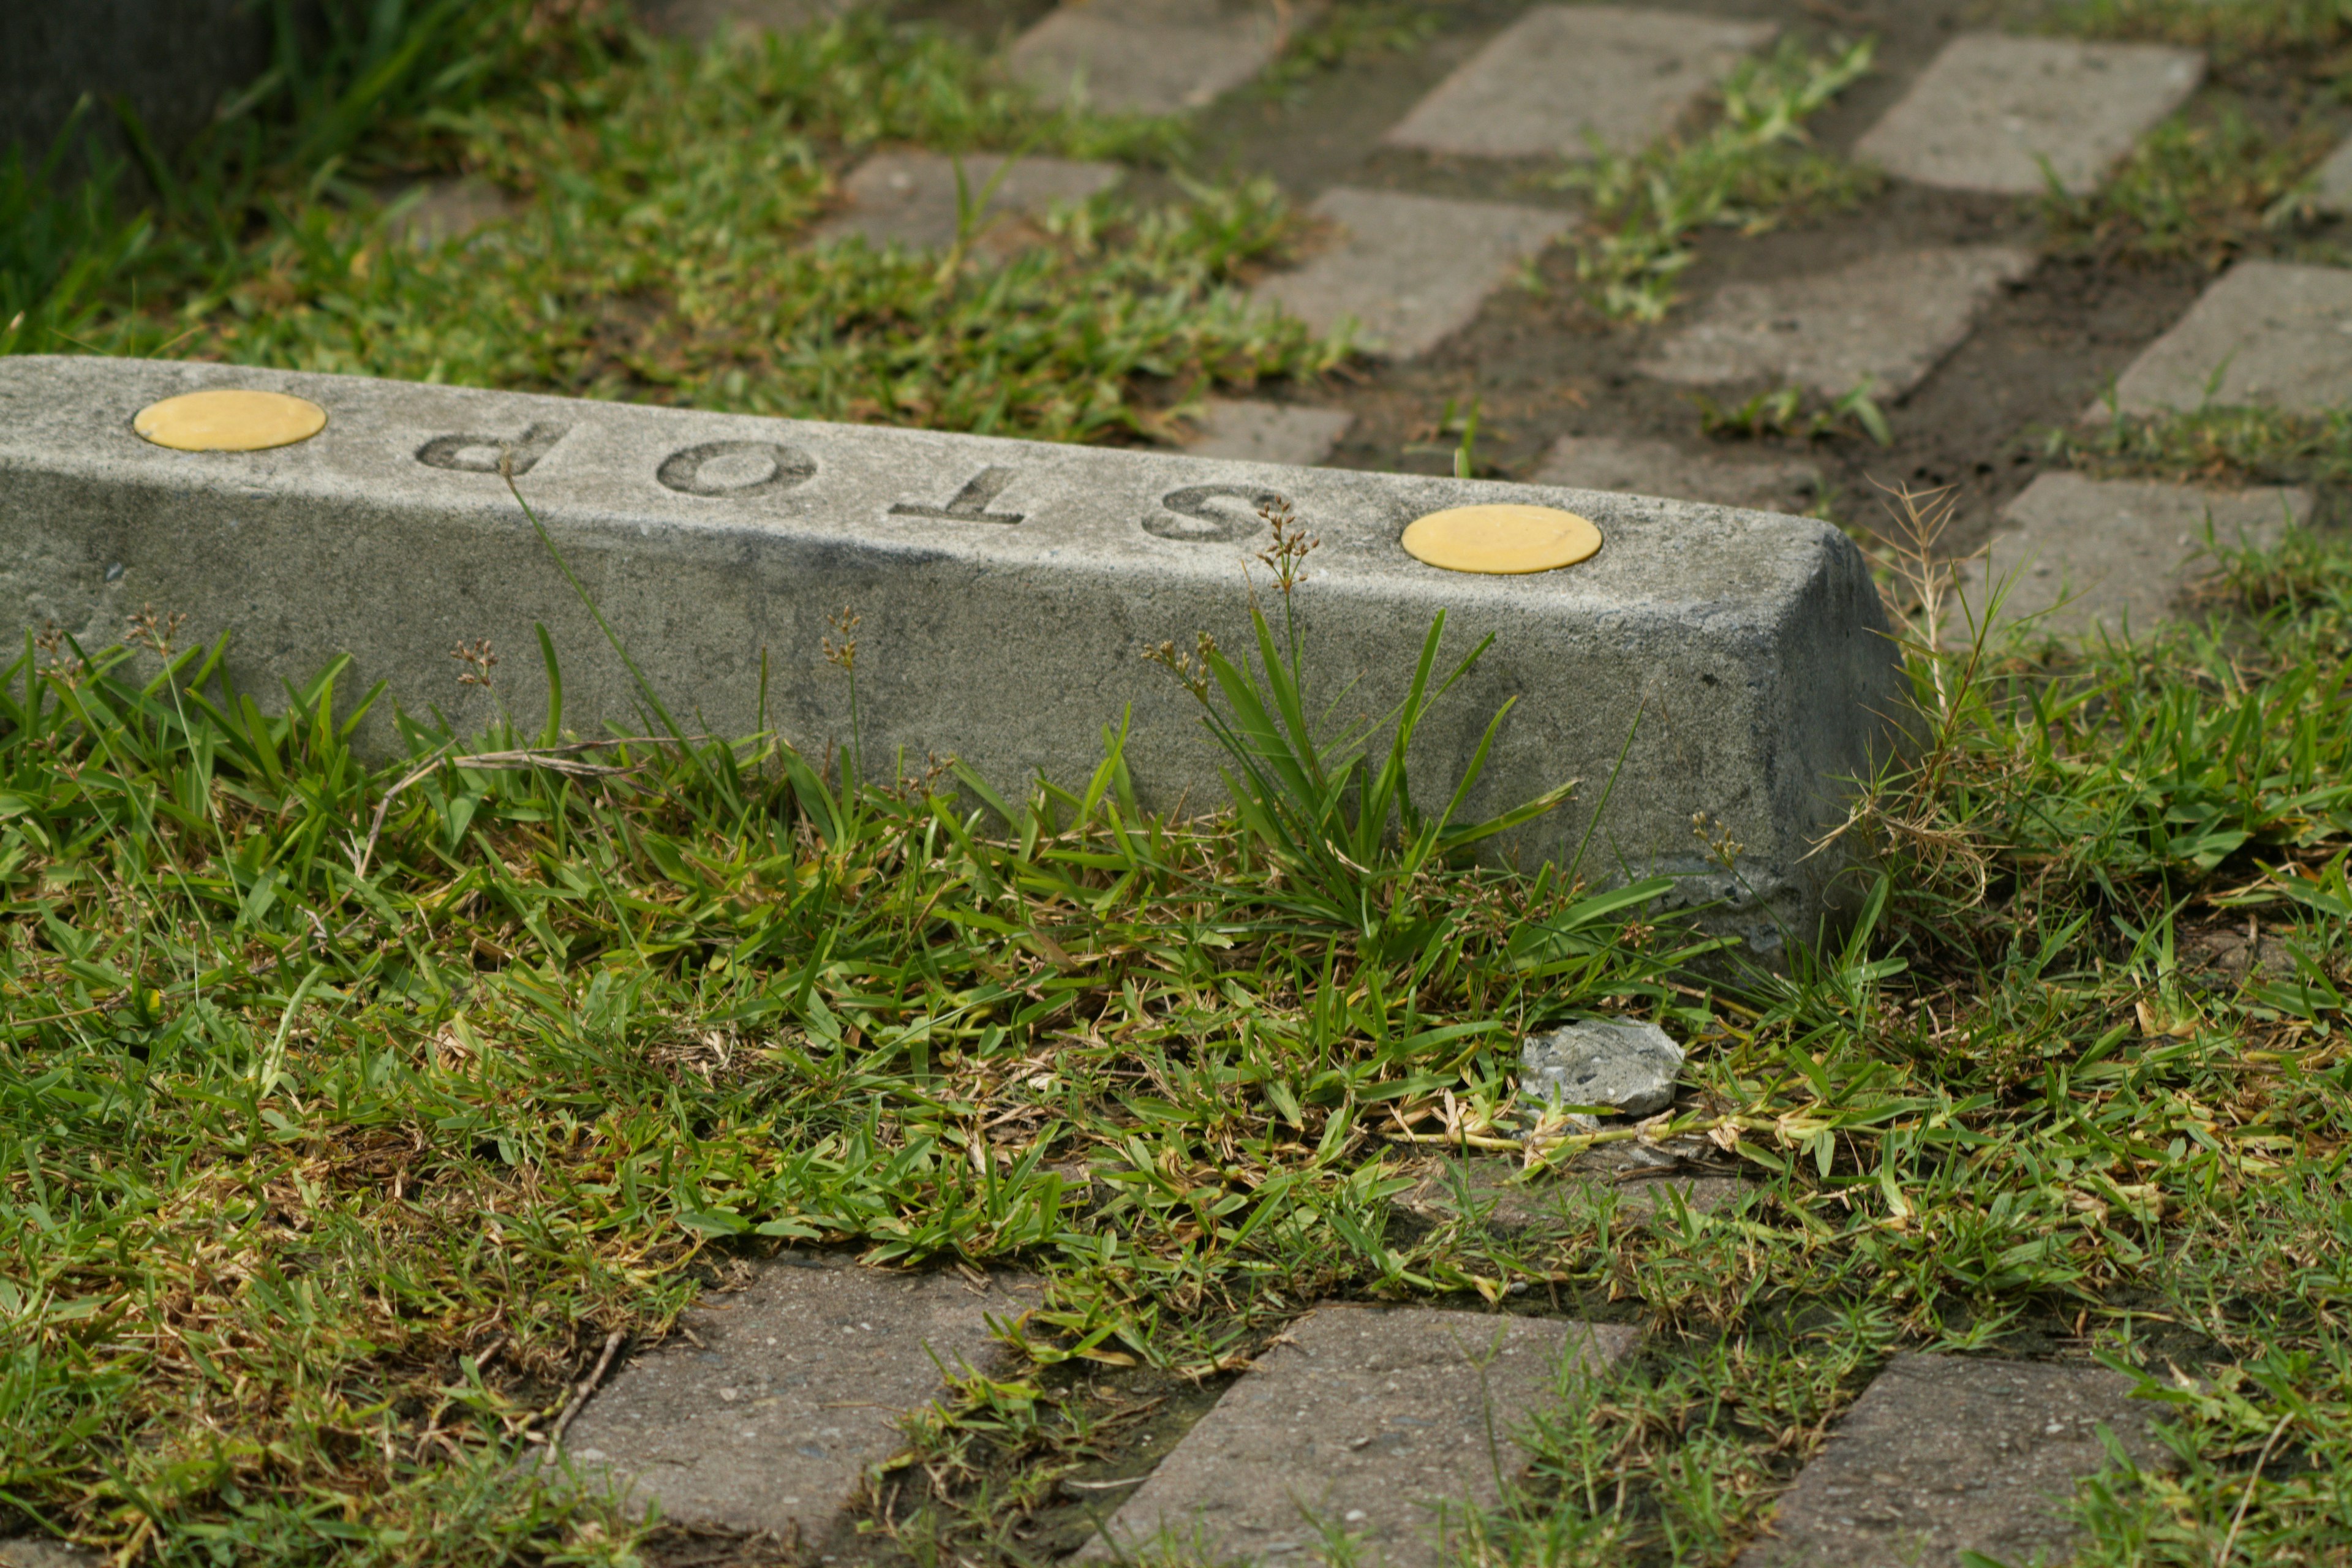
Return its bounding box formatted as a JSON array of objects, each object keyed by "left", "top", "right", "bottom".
[
  {"left": 1641, "top": 247, "right": 2035, "bottom": 399},
  {"left": 1079, "top": 1308, "right": 1638, "bottom": 1567},
  {"left": 0, "top": 355, "right": 1903, "bottom": 955},
  {"left": 2312, "top": 137, "right": 2352, "bottom": 214},
  {"left": 1733, "top": 1354, "right": 2171, "bottom": 1568},
  {"left": 1008, "top": 0, "right": 1306, "bottom": 115},
  {"left": 1381, "top": 6, "right": 1776, "bottom": 160},
  {"left": 1396, "top": 1155, "right": 1744, "bottom": 1235},
  {"left": 1964, "top": 473, "right": 2308, "bottom": 640},
  {"left": 1256, "top": 187, "right": 1571, "bottom": 359},
  {"left": 1521, "top": 1018, "right": 1684, "bottom": 1116},
  {"left": 564, "top": 1257, "right": 1039, "bottom": 1538},
  {"left": 2111, "top": 260, "right": 2352, "bottom": 415},
  {"left": 1177, "top": 399, "right": 1354, "bottom": 466},
  {"left": 383, "top": 178, "right": 523, "bottom": 252},
  {"left": 1532, "top": 435, "right": 1820, "bottom": 517},
  {"left": 0, "top": 1540, "right": 104, "bottom": 1568},
  {"left": 812, "top": 150, "right": 1123, "bottom": 253},
  {"left": 1855, "top": 35, "right": 2203, "bottom": 197}
]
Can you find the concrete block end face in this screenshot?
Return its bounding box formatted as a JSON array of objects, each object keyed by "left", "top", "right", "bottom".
[{"left": 0, "top": 355, "right": 1901, "bottom": 958}]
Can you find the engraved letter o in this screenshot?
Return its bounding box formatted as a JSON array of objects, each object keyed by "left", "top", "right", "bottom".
[{"left": 657, "top": 440, "right": 816, "bottom": 499}]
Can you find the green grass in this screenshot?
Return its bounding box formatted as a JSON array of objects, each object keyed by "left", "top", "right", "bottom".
[
  {"left": 1551, "top": 36, "right": 1882, "bottom": 323},
  {"left": 6, "top": 6, "right": 1340, "bottom": 440},
  {"left": 2043, "top": 100, "right": 2337, "bottom": 270},
  {"left": 2048, "top": 0, "right": 2352, "bottom": 55},
  {"left": 2, "top": 480, "right": 2350, "bottom": 1563},
  {"left": 2057, "top": 401, "right": 2352, "bottom": 488}
]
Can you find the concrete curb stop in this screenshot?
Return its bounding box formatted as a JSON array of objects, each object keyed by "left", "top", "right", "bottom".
[{"left": 0, "top": 356, "right": 1902, "bottom": 957}]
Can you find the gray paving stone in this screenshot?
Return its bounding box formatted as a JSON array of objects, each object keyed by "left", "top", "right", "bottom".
[
  {"left": 1008, "top": 0, "right": 1305, "bottom": 116},
  {"left": 1532, "top": 435, "right": 1820, "bottom": 516},
  {"left": 1638, "top": 246, "right": 2035, "bottom": 398},
  {"left": 1079, "top": 1307, "right": 1639, "bottom": 1567},
  {"left": 2310, "top": 136, "right": 2352, "bottom": 214},
  {"left": 1381, "top": 5, "right": 1776, "bottom": 160},
  {"left": 563, "top": 1257, "right": 1039, "bottom": 1539},
  {"left": 383, "top": 176, "right": 521, "bottom": 251},
  {"left": 1962, "top": 472, "right": 2307, "bottom": 641},
  {"left": 2111, "top": 260, "right": 2352, "bottom": 415},
  {"left": 1733, "top": 1354, "right": 2171, "bottom": 1568},
  {"left": 1254, "top": 186, "right": 1570, "bottom": 360},
  {"left": 1175, "top": 398, "right": 1353, "bottom": 466},
  {"left": 1854, "top": 34, "right": 2203, "bottom": 197},
  {"left": 811, "top": 150, "right": 1123, "bottom": 254},
  {"left": 0, "top": 1541, "right": 104, "bottom": 1568},
  {"left": 0, "top": 355, "right": 1905, "bottom": 956}
]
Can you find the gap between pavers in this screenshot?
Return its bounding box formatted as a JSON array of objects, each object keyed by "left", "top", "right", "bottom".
[
  {"left": 558, "top": 1256, "right": 1041, "bottom": 1541},
  {"left": 1957, "top": 472, "right": 2309, "bottom": 642},
  {"left": 1379, "top": 4, "right": 1776, "bottom": 161},
  {"left": 2109, "top": 259, "right": 2352, "bottom": 416},
  {"left": 1007, "top": 0, "right": 1311, "bottom": 116},
  {"left": 1175, "top": 398, "right": 1354, "bottom": 466},
  {"left": 1076, "top": 1307, "right": 1638, "bottom": 1568},
  {"left": 811, "top": 149, "right": 1123, "bottom": 254},
  {"left": 1533, "top": 435, "right": 1820, "bottom": 517},
  {"left": 1853, "top": 33, "right": 2204, "bottom": 197},
  {"left": 1637, "top": 246, "right": 2035, "bottom": 399},
  {"left": 1732, "top": 1353, "right": 2173, "bottom": 1568},
  {"left": 1253, "top": 186, "right": 1570, "bottom": 360},
  {"left": 0, "top": 355, "right": 1903, "bottom": 956}
]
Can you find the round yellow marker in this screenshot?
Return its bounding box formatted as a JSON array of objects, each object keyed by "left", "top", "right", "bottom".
[
  {"left": 1401, "top": 503, "right": 1602, "bottom": 575},
  {"left": 132, "top": 389, "right": 327, "bottom": 453}
]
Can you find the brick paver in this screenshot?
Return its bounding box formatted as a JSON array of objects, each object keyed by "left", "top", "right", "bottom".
[
  {"left": 1534, "top": 435, "right": 1821, "bottom": 515},
  {"left": 1008, "top": 0, "right": 1305, "bottom": 115},
  {"left": 1964, "top": 473, "right": 2309, "bottom": 640},
  {"left": 813, "top": 150, "right": 1123, "bottom": 252},
  {"left": 1855, "top": 34, "right": 2203, "bottom": 196},
  {"left": 1179, "top": 398, "right": 1354, "bottom": 465},
  {"left": 1639, "top": 246, "right": 2034, "bottom": 398},
  {"left": 1253, "top": 187, "right": 1569, "bottom": 359},
  {"left": 562, "top": 1257, "right": 1038, "bottom": 1539},
  {"left": 2111, "top": 260, "right": 2352, "bottom": 415},
  {"left": 1381, "top": 5, "right": 1775, "bottom": 160},
  {"left": 1733, "top": 1354, "right": 2170, "bottom": 1568},
  {"left": 1080, "top": 1308, "right": 1638, "bottom": 1568}
]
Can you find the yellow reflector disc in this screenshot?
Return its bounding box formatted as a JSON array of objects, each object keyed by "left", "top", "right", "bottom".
[
  {"left": 1401, "top": 503, "right": 1602, "bottom": 575},
  {"left": 133, "top": 390, "right": 327, "bottom": 452}
]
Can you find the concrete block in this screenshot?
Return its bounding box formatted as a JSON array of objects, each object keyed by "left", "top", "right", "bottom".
[
  {"left": 1176, "top": 398, "right": 1354, "bottom": 466},
  {"left": 564, "top": 1257, "right": 1039, "bottom": 1537},
  {"left": 1532, "top": 435, "right": 1820, "bottom": 516},
  {"left": 1733, "top": 1354, "right": 2171, "bottom": 1568},
  {"left": 1079, "top": 1308, "right": 1638, "bottom": 1567},
  {"left": 1008, "top": 0, "right": 1306, "bottom": 116},
  {"left": 2111, "top": 260, "right": 2352, "bottom": 415},
  {"left": 1638, "top": 246, "right": 2035, "bottom": 398},
  {"left": 0, "top": 1542, "right": 104, "bottom": 1568},
  {"left": 2310, "top": 136, "right": 2352, "bottom": 214},
  {"left": 1855, "top": 34, "right": 2204, "bottom": 197},
  {"left": 0, "top": 355, "right": 1903, "bottom": 956},
  {"left": 383, "top": 177, "right": 522, "bottom": 251},
  {"left": 1382, "top": 6, "right": 1776, "bottom": 160},
  {"left": 1964, "top": 472, "right": 2307, "bottom": 641},
  {"left": 812, "top": 149, "right": 1123, "bottom": 253},
  {"left": 1255, "top": 187, "right": 1570, "bottom": 360}
]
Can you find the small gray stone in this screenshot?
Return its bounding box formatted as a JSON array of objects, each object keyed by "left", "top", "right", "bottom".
[
  {"left": 1961, "top": 472, "right": 2307, "bottom": 641},
  {"left": 1532, "top": 435, "right": 1819, "bottom": 516},
  {"left": 1078, "top": 1306, "right": 1638, "bottom": 1568},
  {"left": 1638, "top": 246, "right": 2035, "bottom": 399},
  {"left": 1381, "top": 5, "right": 1776, "bottom": 161},
  {"left": 1733, "top": 1354, "right": 2172, "bottom": 1568},
  {"left": 382, "top": 176, "right": 520, "bottom": 251},
  {"left": 812, "top": 150, "right": 1123, "bottom": 254},
  {"left": 1254, "top": 186, "right": 1570, "bottom": 359},
  {"left": 1175, "top": 398, "right": 1353, "bottom": 466},
  {"left": 1008, "top": 0, "right": 1308, "bottom": 116},
  {"left": 1520, "top": 1018, "right": 1684, "bottom": 1116},
  {"left": 1854, "top": 34, "right": 2204, "bottom": 197},
  {"left": 2111, "top": 260, "right": 2352, "bottom": 416},
  {"left": 562, "top": 1257, "right": 1039, "bottom": 1539}
]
